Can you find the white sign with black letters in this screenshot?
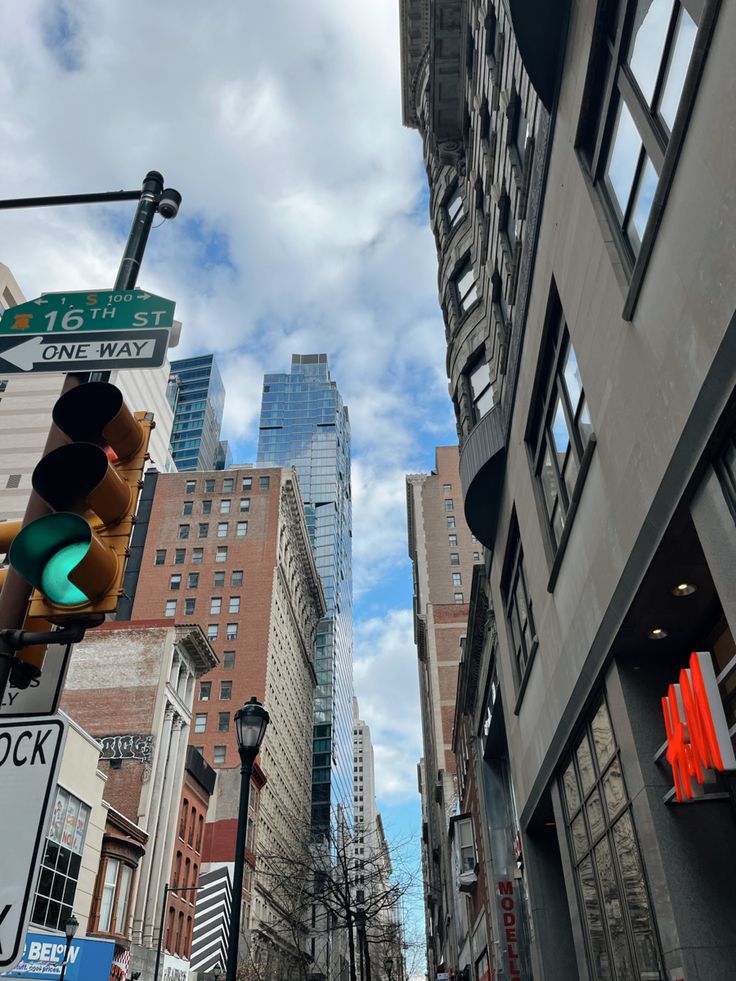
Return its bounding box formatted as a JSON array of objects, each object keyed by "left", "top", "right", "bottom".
[
  {"left": 0, "top": 715, "right": 66, "bottom": 972},
  {"left": 0, "top": 645, "right": 71, "bottom": 718}
]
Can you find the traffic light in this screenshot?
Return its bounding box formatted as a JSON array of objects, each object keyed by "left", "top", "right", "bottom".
[
  {"left": 0, "top": 519, "right": 22, "bottom": 593},
  {"left": 9, "top": 383, "right": 153, "bottom": 624},
  {"left": 1, "top": 521, "right": 51, "bottom": 683}
]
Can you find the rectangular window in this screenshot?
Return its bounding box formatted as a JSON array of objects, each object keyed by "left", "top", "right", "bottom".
[
  {"left": 502, "top": 524, "right": 537, "bottom": 683},
  {"left": 31, "top": 787, "right": 90, "bottom": 931},
  {"left": 223, "top": 651, "right": 236, "bottom": 669},
  {"left": 218, "top": 712, "right": 230, "bottom": 732},
  {"left": 169, "top": 574, "right": 181, "bottom": 591},
  {"left": 155, "top": 549, "right": 167, "bottom": 565},
  {"left": 6, "top": 474, "right": 21, "bottom": 489},
  {"left": 202, "top": 500, "right": 212, "bottom": 515},
  {"left": 531, "top": 304, "right": 593, "bottom": 552},
  {"left": 174, "top": 548, "right": 185, "bottom": 565},
  {"left": 240, "top": 498, "right": 250, "bottom": 512},
  {"left": 216, "top": 546, "right": 228, "bottom": 563},
  {"left": 178, "top": 525, "right": 189, "bottom": 540},
  {"left": 448, "top": 534, "right": 458, "bottom": 546},
  {"left": 454, "top": 815, "right": 477, "bottom": 873},
  {"left": 198, "top": 523, "right": 209, "bottom": 538},
  {"left": 452, "top": 573, "right": 462, "bottom": 587},
  {"left": 237, "top": 522, "right": 247, "bottom": 538},
  {"left": 205, "top": 479, "right": 215, "bottom": 493},
  {"left": 242, "top": 477, "right": 252, "bottom": 491},
  {"left": 454, "top": 592, "right": 464, "bottom": 604},
  {"left": 188, "top": 572, "right": 199, "bottom": 589},
  {"left": 445, "top": 185, "right": 464, "bottom": 228},
  {"left": 220, "top": 681, "right": 232, "bottom": 700},
  {"left": 210, "top": 597, "right": 222, "bottom": 614},
  {"left": 200, "top": 682, "right": 211, "bottom": 701},
  {"left": 220, "top": 499, "right": 231, "bottom": 514},
  {"left": 213, "top": 571, "right": 225, "bottom": 587},
  {"left": 259, "top": 476, "right": 270, "bottom": 490},
  {"left": 450, "top": 553, "right": 460, "bottom": 565},
  {"left": 184, "top": 598, "right": 196, "bottom": 615},
  {"left": 213, "top": 745, "right": 227, "bottom": 764},
  {"left": 468, "top": 355, "right": 494, "bottom": 422},
  {"left": 443, "top": 484, "right": 452, "bottom": 494},
  {"left": 207, "top": 624, "right": 218, "bottom": 640},
  {"left": 445, "top": 499, "right": 454, "bottom": 511},
  {"left": 226, "top": 623, "right": 238, "bottom": 640},
  {"left": 165, "top": 600, "right": 177, "bottom": 617},
  {"left": 231, "top": 570, "right": 243, "bottom": 587},
  {"left": 217, "top": 522, "right": 228, "bottom": 538},
  {"left": 447, "top": 515, "right": 456, "bottom": 528},
  {"left": 473, "top": 551, "right": 480, "bottom": 561},
  {"left": 192, "top": 548, "right": 203, "bottom": 565},
  {"left": 182, "top": 501, "right": 193, "bottom": 516},
  {"left": 455, "top": 260, "right": 478, "bottom": 315},
  {"left": 229, "top": 596, "right": 240, "bottom": 614},
  {"left": 194, "top": 714, "right": 207, "bottom": 733},
  {"left": 223, "top": 478, "right": 234, "bottom": 492},
  {"left": 185, "top": 480, "right": 196, "bottom": 494}
]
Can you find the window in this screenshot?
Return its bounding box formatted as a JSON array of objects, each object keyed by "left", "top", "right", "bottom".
[
  {"left": 178, "top": 525, "right": 189, "bottom": 540},
  {"left": 205, "top": 479, "right": 215, "bottom": 493},
  {"left": 448, "top": 534, "right": 458, "bottom": 546},
  {"left": 583, "top": 0, "right": 702, "bottom": 263},
  {"left": 207, "top": 624, "right": 218, "bottom": 640},
  {"left": 240, "top": 498, "right": 250, "bottom": 512},
  {"left": 454, "top": 260, "right": 478, "bottom": 315},
  {"left": 214, "top": 745, "right": 227, "bottom": 764},
  {"left": 192, "top": 548, "right": 203, "bottom": 564},
  {"left": 223, "top": 651, "right": 236, "bottom": 669},
  {"left": 502, "top": 525, "right": 537, "bottom": 683},
  {"left": 223, "top": 478, "right": 234, "bottom": 492},
  {"left": 216, "top": 546, "right": 228, "bottom": 562},
  {"left": 169, "top": 574, "right": 181, "bottom": 591},
  {"left": 468, "top": 355, "right": 494, "bottom": 422},
  {"left": 155, "top": 549, "right": 167, "bottom": 565},
  {"left": 198, "top": 523, "right": 209, "bottom": 538},
  {"left": 450, "top": 553, "right": 460, "bottom": 565},
  {"left": 174, "top": 548, "right": 185, "bottom": 565},
  {"left": 454, "top": 815, "right": 476, "bottom": 873},
  {"left": 200, "top": 682, "right": 211, "bottom": 701},
  {"left": 220, "top": 499, "right": 231, "bottom": 514},
  {"left": 560, "top": 700, "right": 664, "bottom": 979},
  {"left": 210, "top": 597, "right": 222, "bottom": 614},
  {"left": 182, "top": 501, "right": 193, "bottom": 516},
  {"left": 531, "top": 309, "right": 593, "bottom": 551},
  {"left": 229, "top": 596, "right": 240, "bottom": 614},
  {"left": 447, "top": 515, "right": 456, "bottom": 528},
  {"left": 213, "top": 571, "right": 225, "bottom": 587},
  {"left": 226, "top": 623, "right": 238, "bottom": 640},
  {"left": 217, "top": 522, "right": 228, "bottom": 538},
  {"left": 194, "top": 714, "right": 207, "bottom": 733},
  {"left": 454, "top": 592, "right": 464, "bottom": 603},
  {"left": 236, "top": 521, "right": 247, "bottom": 538},
  {"left": 96, "top": 856, "right": 133, "bottom": 935},
  {"left": 220, "top": 681, "right": 232, "bottom": 700},
  {"left": 473, "top": 551, "right": 481, "bottom": 561},
  {"left": 188, "top": 572, "right": 199, "bottom": 588},
  {"left": 218, "top": 712, "right": 230, "bottom": 732},
  {"left": 259, "top": 476, "right": 270, "bottom": 490},
  {"left": 231, "top": 570, "right": 243, "bottom": 587},
  {"left": 185, "top": 480, "right": 196, "bottom": 493},
  {"left": 184, "top": 598, "right": 196, "bottom": 615},
  {"left": 479, "top": 98, "right": 492, "bottom": 145},
  {"left": 202, "top": 500, "right": 212, "bottom": 515},
  {"left": 445, "top": 499, "right": 454, "bottom": 511},
  {"left": 32, "top": 788, "right": 90, "bottom": 931},
  {"left": 242, "top": 477, "right": 252, "bottom": 491},
  {"left": 445, "top": 185, "right": 464, "bottom": 229},
  {"left": 443, "top": 484, "right": 452, "bottom": 494},
  {"left": 165, "top": 600, "right": 176, "bottom": 617},
  {"left": 6, "top": 474, "right": 21, "bottom": 489}
]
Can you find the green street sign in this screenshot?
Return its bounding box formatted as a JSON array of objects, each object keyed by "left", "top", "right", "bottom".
[{"left": 0, "top": 288, "right": 175, "bottom": 336}]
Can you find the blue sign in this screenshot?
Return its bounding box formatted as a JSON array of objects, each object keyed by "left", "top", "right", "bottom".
[{"left": 1, "top": 932, "right": 115, "bottom": 981}]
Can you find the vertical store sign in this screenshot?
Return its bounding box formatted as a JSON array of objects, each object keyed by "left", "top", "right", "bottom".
[
  {"left": 497, "top": 881, "right": 525, "bottom": 981},
  {"left": 661, "top": 650, "right": 736, "bottom": 802}
]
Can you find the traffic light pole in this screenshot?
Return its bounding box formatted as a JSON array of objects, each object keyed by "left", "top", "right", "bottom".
[{"left": 0, "top": 171, "right": 179, "bottom": 703}]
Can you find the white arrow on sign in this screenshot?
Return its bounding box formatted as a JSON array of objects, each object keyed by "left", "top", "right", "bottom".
[{"left": 2, "top": 335, "right": 157, "bottom": 371}]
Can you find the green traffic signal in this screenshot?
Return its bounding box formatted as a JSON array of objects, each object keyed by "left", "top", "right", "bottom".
[{"left": 41, "top": 542, "right": 90, "bottom": 605}]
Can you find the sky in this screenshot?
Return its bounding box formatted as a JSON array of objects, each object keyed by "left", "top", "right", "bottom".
[{"left": 0, "top": 0, "right": 456, "bottom": 963}]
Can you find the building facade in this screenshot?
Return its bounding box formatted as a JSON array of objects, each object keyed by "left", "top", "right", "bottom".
[
  {"left": 406, "top": 446, "right": 480, "bottom": 978},
  {"left": 256, "top": 353, "right": 354, "bottom": 834},
  {"left": 168, "top": 355, "right": 229, "bottom": 472},
  {"left": 401, "top": 1, "right": 736, "bottom": 980}
]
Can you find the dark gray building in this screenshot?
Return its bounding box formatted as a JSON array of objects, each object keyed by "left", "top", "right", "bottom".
[{"left": 400, "top": 1, "right": 736, "bottom": 980}]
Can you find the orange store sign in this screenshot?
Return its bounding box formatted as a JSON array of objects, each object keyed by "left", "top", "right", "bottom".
[{"left": 661, "top": 651, "right": 736, "bottom": 802}]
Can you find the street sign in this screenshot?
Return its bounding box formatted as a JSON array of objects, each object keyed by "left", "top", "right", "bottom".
[
  {"left": 0, "top": 645, "right": 71, "bottom": 718},
  {"left": 0, "top": 715, "right": 66, "bottom": 973},
  {"left": 0, "top": 289, "right": 175, "bottom": 336},
  {"left": 0, "top": 328, "right": 170, "bottom": 374}
]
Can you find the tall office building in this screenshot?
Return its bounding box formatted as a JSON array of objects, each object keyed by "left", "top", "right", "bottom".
[
  {"left": 257, "top": 353, "right": 354, "bottom": 831},
  {"left": 169, "top": 355, "right": 230, "bottom": 472}
]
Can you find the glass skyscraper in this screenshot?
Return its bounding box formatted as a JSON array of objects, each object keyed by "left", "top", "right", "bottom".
[
  {"left": 257, "top": 354, "right": 353, "bottom": 831},
  {"left": 169, "top": 355, "right": 230, "bottom": 471}
]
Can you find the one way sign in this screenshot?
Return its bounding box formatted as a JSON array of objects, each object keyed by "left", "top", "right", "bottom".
[
  {"left": 0, "top": 328, "right": 170, "bottom": 374},
  {"left": 0, "top": 716, "right": 66, "bottom": 972}
]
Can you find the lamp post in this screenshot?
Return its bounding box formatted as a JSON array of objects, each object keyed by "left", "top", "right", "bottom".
[
  {"left": 384, "top": 956, "right": 394, "bottom": 981},
  {"left": 59, "top": 914, "right": 78, "bottom": 981},
  {"left": 225, "top": 697, "right": 270, "bottom": 981}
]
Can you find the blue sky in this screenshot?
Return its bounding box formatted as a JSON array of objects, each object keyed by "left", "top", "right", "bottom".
[{"left": 0, "top": 0, "right": 456, "bottom": 967}]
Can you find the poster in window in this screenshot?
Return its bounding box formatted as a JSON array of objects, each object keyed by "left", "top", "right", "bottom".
[
  {"left": 74, "top": 803, "right": 90, "bottom": 854},
  {"left": 62, "top": 795, "right": 79, "bottom": 849},
  {"left": 50, "top": 788, "right": 68, "bottom": 844}
]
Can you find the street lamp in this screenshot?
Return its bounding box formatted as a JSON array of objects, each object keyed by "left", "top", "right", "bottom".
[
  {"left": 225, "top": 697, "right": 270, "bottom": 981},
  {"left": 59, "top": 914, "right": 78, "bottom": 981},
  {"left": 384, "top": 956, "right": 394, "bottom": 981}
]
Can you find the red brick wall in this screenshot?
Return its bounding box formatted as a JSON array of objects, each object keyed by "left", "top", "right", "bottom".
[{"left": 166, "top": 769, "right": 211, "bottom": 958}]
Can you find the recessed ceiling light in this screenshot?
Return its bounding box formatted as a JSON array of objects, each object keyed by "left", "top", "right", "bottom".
[
  {"left": 648, "top": 627, "right": 668, "bottom": 640},
  {"left": 671, "top": 582, "right": 697, "bottom": 597}
]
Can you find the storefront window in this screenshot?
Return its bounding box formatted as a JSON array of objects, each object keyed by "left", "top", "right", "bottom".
[
  {"left": 32, "top": 787, "right": 90, "bottom": 931},
  {"left": 560, "top": 699, "right": 664, "bottom": 980}
]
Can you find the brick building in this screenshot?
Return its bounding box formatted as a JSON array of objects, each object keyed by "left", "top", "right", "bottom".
[
  {"left": 127, "top": 466, "right": 325, "bottom": 974},
  {"left": 406, "top": 446, "right": 481, "bottom": 978}
]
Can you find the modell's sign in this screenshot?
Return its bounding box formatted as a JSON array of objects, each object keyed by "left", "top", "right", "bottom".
[{"left": 661, "top": 651, "right": 736, "bottom": 802}]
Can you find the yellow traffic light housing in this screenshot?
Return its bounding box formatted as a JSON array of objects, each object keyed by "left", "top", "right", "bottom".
[{"left": 9, "top": 383, "right": 153, "bottom": 624}]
